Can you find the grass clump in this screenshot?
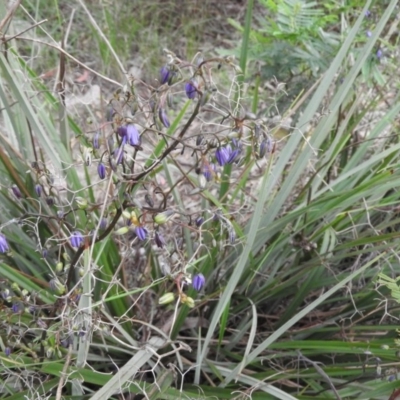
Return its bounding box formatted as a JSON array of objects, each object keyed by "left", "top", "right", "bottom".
[{"left": 1, "top": 1, "right": 400, "bottom": 399}]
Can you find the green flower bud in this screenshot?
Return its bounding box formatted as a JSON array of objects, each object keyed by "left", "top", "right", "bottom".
[
  {"left": 153, "top": 210, "right": 174, "bottom": 225},
  {"left": 122, "top": 210, "right": 131, "bottom": 220},
  {"left": 11, "top": 283, "right": 20, "bottom": 292},
  {"left": 46, "top": 346, "right": 54, "bottom": 359},
  {"left": 115, "top": 226, "right": 129, "bottom": 235},
  {"left": 75, "top": 197, "right": 88, "bottom": 210},
  {"left": 180, "top": 293, "right": 195, "bottom": 308},
  {"left": 130, "top": 210, "right": 139, "bottom": 225},
  {"left": 55, "top": 262, "right": 63, "bottom": 273},
  {"left": 158, "top": 292, "right": 175, "bottom": 305},
  {"left": 49, "top": 278, "right": 66, "bottom": 295}
]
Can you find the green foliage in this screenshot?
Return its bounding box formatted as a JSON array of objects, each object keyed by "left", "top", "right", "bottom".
[{"left": 230, "top": 0, "right": 340, "bottom": 82}]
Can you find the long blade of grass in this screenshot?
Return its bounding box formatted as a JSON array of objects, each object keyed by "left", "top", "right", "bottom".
[{"left": 221, "top": 252, "right": 384, "bottom": 385}]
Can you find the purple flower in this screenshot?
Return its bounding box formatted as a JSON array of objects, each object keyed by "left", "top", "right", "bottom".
[
  {"left": 365, "top": 10, "right": 371, "bottom": 17},
  {"left": 160, "top": 65, "right": 171, "bottom": 84},
  {"left": 117, "top": 125, "right": 127, "bottom": 138},
  {"left": 376, "top": 49, "right": 383, "bottom": 60},
  {"left": 192, "top": 273, "right": 205, "bottom": 291},
  {"left": 185, "top": 80, "right": 197, "bottom": 99},
  {"left": 195, "top": 217, "right": 204, "bottom": 227},
  {"left": 135, "top": 226, "right": 148, "bottom": 241},
  {"left": 215, "top": 147, "right": 230, "bottom": 166},
  {"left": 70, "top": 231, "right": 84, "bottom": 248},
  {"left": 158, "top": 108, "right": 170, "bottom": 128},
  {"left": 4, "top": 347, "right": 11, "bottom": 357},
  {"left": 126, "top": 124, "right": 141, "bottom": 147},
  {"left": 154, "top": 231, "right": 166, "bottom": 248},
  {"left": 259, "top": 137, "right": 273, "bottom": 158},
  {"left": 98, "top": 163, "right": 106, "bottom": 179},
  {"left": 35, "top": 184, "right": 42, "bottom": 197},
  {"left": 11, "top": 185, "right": 22, "bottom": 199},
  {"left": 11, "top": 302, "right": 21, "bottom": 313},
  {"left": 226, "top": 146, "right": 240, "bottom": 164},
  {"left": 0, "top": 234, "right": 9, "bottom": 253},
  {"left": 366, "top": 30, "right": 372, "bottom": 38}
]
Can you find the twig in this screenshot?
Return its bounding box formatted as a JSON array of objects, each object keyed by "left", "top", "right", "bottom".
[
  {"left": 0, "top": 0, "right": 22, "bottom": 35},
  {"left": 5, "top": 35, "right": 122, "bottom": 88},
  {"left": 56, "top": 343, "right": 73, "bottom": 400}
]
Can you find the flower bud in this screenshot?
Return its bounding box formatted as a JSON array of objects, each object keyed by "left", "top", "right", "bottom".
[
  {"left": 192, "top": 273, "right": 205, "bottom": 291},
  {"left": 46, "top": 197, "right": 55, "bottom": 206},
  {"left": 158, "top": 292, "right": 175, "bottom": 305},
  {"left": 35, "top": 184, "right": 42, "bottom": 197},
  {"left": 160, "top": 65, "right": 171, "bottom": 85},
  {"left": 195, "top": 217, "right": 204, "bottom": 227},
  {"left": 158, "top": 108, "right": 170, "bottom": 128},
  {"left": 50, "top": 278, "right": 66, "bottom": 295},
  {"left": 98, "top": 163, "right": 106, "bottom": 180},
  {"left": 185, "top": 80, "right": 197, "bottom": 99},
  {"left": 130, "top": 210, "right": 139, "bottom": 225},
  {"left": 11, "top": 282, "right": 19, "bottom": 292},
  {"left": 115, "top": 226, "right": 129, "bottom": 235},
  {"left": 154, "top": 231, "right": 166, "bottom": 248},
  {"left": 55, "top": 262, "right": 64, "bottom": 273},
  {"left": 122, "top": 210, "right": 131, "bottom": 220},
  {"left": 180, "top": 293, "right": 195, "bottom": 308},
  {"left": 11, "top": 302, "right": 21, "bottom": 313},
  {"left": 11, "top": 185, "right": 22, "bottom": 199},
  {"left": 153, "top": 210, "right": 174, "bottom": 225},
  {"left": 75, "top": 197, "right": 88, "bottom": 210},
  {"left": 46, "top": 346, "right": 54, "bottom": 359}
]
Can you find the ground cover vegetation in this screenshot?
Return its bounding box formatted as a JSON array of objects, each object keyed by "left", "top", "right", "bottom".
[{"left": 0, "top": 0, "right": 400, "bottom": 399}]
